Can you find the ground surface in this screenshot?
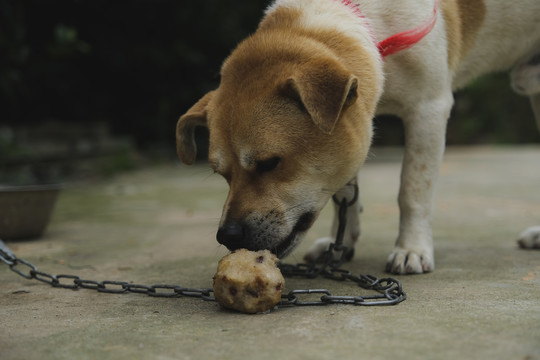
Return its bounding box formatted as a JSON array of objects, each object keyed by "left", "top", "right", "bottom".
[{"left": 1, "top": 146, "right": 539, "bottom": 360}]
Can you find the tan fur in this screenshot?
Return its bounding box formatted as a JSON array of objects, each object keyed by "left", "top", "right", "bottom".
[
  {"left": 208, "top": 24, "right": 374, "bottom": 222},
  {"left": 456, "top": 0, "right": 486, "bottom": 55},
  {"left": 440, "top": 0, "right": 486, "bottom": 70},
  {"left": 177, "top": 4, "right": 378, "bottom": 255}
]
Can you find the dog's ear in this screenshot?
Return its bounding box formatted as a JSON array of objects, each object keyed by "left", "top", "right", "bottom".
[
  {"left": 176, "top": 91, "right": 214, "bottom": 165},
  {"left": 284, "top": 61, "right": 358, "bottom": 134}
]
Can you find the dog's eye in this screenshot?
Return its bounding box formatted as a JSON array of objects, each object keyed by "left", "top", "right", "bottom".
[{"left": 256, "top": 157, "right": 281, "bottom": 174}]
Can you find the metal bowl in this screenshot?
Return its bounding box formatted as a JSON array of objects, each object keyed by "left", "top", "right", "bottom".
[{"left": 0, "top": 184, "right": 61, "bottom": 240}]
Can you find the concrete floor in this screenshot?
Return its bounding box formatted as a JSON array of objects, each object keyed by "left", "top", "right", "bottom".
[{"left": 1, "top": 146, "right": 539, "bottom": 360}]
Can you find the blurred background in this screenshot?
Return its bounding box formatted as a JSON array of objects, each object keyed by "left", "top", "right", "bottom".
[{"left": 1, "top": 0, "right": 538, "bottom": 185}]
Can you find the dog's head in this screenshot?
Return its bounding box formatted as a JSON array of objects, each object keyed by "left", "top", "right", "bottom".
[{"left": 176, "top": 32, "right": 381, "bottom": 257}]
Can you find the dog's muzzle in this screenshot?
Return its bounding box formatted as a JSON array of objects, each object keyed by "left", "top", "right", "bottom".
[{"left": 216, "top": 211, "right": 316, "bottom": 257}]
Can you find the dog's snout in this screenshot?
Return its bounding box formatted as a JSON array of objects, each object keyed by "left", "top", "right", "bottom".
[{"left": 217, "top": 222, "right": 248, "bottom": 250}]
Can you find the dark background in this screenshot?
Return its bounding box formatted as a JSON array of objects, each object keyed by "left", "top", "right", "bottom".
[{"left": 1, "top": 0, "right": 538, "bottom": 179}]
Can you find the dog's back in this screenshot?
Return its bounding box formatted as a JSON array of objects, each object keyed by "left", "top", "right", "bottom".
[{"left": 449, "top": 0, "right": 540, "bottom": 89}]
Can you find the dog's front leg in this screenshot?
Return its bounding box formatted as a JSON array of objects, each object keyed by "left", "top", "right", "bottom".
[
  {"left": 386, "top": 97, "right": 452, "bottom": 274},
  {"left": 304, "top": 179, "right": 361, "bottom": 263}
]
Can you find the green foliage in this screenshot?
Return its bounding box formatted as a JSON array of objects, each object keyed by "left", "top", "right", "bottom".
[
  {"left": 0, "top": 0, "right": 268, "bottom": 150},
  {"left": 448, "top": 74, "right": 539, "bottom": 144},
  {"left": 98, "top": 149, "right": 138, "bottom": 178}
]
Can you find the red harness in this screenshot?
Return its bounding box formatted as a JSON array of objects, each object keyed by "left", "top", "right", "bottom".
[{"left": 336, "top": 0, "right": 439, "bottom": 58}]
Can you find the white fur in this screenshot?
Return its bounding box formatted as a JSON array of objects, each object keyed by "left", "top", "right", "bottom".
[
  {"left": 305, "top": 179, "right": 361, "bottom": 263},
  {"left": 517, "top": 226, "right": 540, "bottom": 249},
  {"left": 511, "top": 64, "right": 540, "bottom": 96},
  {"left": 453, "top": 2, "right": 540, "bottom": 90},
  {"left": 511, "top": 55, "right": 540, "bottom": 132}
]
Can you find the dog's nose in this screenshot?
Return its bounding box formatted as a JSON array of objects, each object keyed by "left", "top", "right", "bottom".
[{"left": 216, "top": 222, "right": 247, "bottom": 250}]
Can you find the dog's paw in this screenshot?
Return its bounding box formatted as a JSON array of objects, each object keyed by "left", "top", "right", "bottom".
[
  {"left": 303, "top": 237, "right": 354, "bottom": 263},
  {"left": 304, "top": 237, "right": 333, "bottom": 262},
  {"left": 517, "top": 226, "right": 540, "bottom": 249},
  {"left": 386, "top": 248, "right": 434, "bottom": 275}
]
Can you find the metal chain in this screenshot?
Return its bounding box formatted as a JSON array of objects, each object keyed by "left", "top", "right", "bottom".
[
  {"left": 0, "top": 240, "right": 405, "bottom": 307},
  {"left": 278, "top": 181, "right": 406, "bottom": 306},
  {"left": 0, "top": 183, "right": 406, "bottom": 308}
]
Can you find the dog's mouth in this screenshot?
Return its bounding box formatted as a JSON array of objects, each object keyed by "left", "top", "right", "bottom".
[{"left": 273, "top": 211, "right": 316, "bottom": 258}]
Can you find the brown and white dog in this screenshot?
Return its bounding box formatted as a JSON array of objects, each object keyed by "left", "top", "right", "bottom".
[{"left": 176, "top": 0, "right": 540, "bottom": 274}]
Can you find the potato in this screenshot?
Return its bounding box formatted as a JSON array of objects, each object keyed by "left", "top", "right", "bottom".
[{"left": 213, "top": 249, "right": 284, "bottom": 313}]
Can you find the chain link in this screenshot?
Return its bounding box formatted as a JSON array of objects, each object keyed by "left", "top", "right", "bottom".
[
  {"left": 0, "top": 184, "right": 406, "bottom": 309},
  {"left": 1, "top": 239, "right": 405, "bottom": 307}
]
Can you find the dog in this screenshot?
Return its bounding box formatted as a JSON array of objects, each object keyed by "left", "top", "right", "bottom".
[{"left": 176, "top": 0, "right": 540, "bottom": 274}]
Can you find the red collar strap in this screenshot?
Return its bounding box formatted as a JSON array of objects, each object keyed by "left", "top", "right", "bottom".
[{"left": 335, "top": 0, "right": 439, "bottom": 58}]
